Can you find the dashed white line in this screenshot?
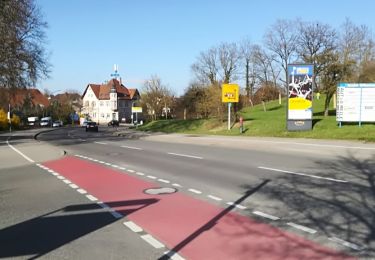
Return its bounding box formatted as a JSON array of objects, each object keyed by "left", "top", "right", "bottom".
[
  {"left": 163, "top": 251, "right": 186, "bottom": 260},
  {"left": 158, "top": 179, "right": 170, "bottom": 184},
  {"left": 258, "top": 166, "right": 348, "bottom": 183},
  {"left": 172, "top": 183, "right": 182, "bottom": 187},
  {"left": 63, "top": 179, "right": 72, "bottom": 184},
  {"left": 147, "top": 175, "right": 157, "bottom": 179},
  {"left": 188, "top": 188, "right": 202, "bottom": 194},
  {"left": 77, "top": 189, "right": 87, "bottom": 194},
  {"left": 47, "top": 170, "right": 55, "bottom": 173},
  {"left": 118, "top": 167, "right": 126, "bottom": 170},
  {"left": 86, "top": 194, "right": 98, "bottom": 201},
  {"left": 105, "top": 163, "right": 111, "bottom": 166},
  {"left": 94, "top": 142, "right": 107, "bottom": 145},
  {"left": 121, "top": 145, "right": 143, "bottom": 150},
  {"left": 208, "top": 195, "right": 222, "bottom": 201},
  {"left": 123, "top": 221, "right": 143, "bottom": 233},
  {"left": 109, "top": 210, "right": 123, "bottom": 219},
  {"left": 141, "top": 234, "right": 165, "bottom": 249},
  {"left": 136, "top": 172, "right": 145, "bottom": 176},
  {"left": 287, "top": 222, "right": 317, "bottom": 234},
  {"left": 253, "top": 211, "right": 280, "bottom": 220},
  {"left": 167, "top": 152, "right": 203, "bottom": 160},
  {"left": 51, "top": 172, "right": 59, "bottom": 176},
  {"left": 69, "top": 184, "right": 78, "bottom": 189},
  {"left": 328, "top": 237, "right": 363, "bottom": 251},
  {"left": 57, "top": 176, "right": 65, "bottom": 180},
  {"left": 127, "top": 169, "right": 135, "bottom": 173},
  {"left": 226, "top": 202, "right": 247, "bottom": 209}
]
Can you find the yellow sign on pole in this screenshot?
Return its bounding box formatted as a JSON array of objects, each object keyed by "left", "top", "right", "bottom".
[
  {"left": 132, "top": 106, "right": 143, "bottom": 113},
  {"left": 222, "top": 84, "right": 239, "bottom": 103}
]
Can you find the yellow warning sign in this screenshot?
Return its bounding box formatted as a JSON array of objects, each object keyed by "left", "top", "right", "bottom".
[{"left": 222, "top": 84, "right": 239, "bottom": 103}]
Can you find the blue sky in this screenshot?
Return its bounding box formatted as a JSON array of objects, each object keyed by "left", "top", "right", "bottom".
[{"left": 37, "top": 0, "right": 375, "bottom": 96}]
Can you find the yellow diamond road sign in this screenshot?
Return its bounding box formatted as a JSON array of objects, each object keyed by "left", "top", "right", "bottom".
[{"left": 222, "top": 84, "right": 239, "bottom": 103}]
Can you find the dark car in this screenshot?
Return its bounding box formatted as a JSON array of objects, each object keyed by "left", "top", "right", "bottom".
[
  {"left": 108, "top": 119, "right": 119, "bottom": 127},
  {"left": 85, "top": 121, "right": 98, "bottom": 132}
]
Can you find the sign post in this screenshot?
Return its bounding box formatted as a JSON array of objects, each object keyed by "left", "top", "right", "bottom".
[
  {"left": 222, "top": 84, "right": 239, "bottom": 130},
  {"left": 132, "top": 106, "right": 142, "bottom": 128},
  {"left": 287, "top": 64, "right": 314, "bottom": 131}
]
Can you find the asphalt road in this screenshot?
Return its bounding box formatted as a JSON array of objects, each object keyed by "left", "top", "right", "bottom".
[{"left": 1, "top": 126, "right": 375, "bottom": 259}]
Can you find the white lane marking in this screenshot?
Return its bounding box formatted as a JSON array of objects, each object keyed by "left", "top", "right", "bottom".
[
  {"left": 77, "top": 189, "right": 87, "bottom": 194},
  {"left": 121, "top": 145, "right": 143, "bottom": 150},
  {"left": 119, "top": 167, "right": 126, "bottom": 170},
  {"left": 226, "top": 202, "right": 247, "bottom": 210},
  {"left": 328, "top": 237, "right": 362, "bottom": 251},
  {"left": 6, "top": 140, "right": 35, "bottom": 163},
  {"left": 51, "top": 172, "right": 59, "bottom": 176},
  {"left": 127, "top": 169, "right": 135, "bottom": 173},
  {"left": 99, "top": 161, "right": 106, "bottom": 164},
  {"left": 158, "top": 179, "right": 170, "bottom": 184},
  {"left": 57, "top": 176, "right": 65, "bottom": 180},
  {"left": 105, "top": 163, "right": 111, "bottom": 166},
  {"left": 188, "top": 188, "right": 202, "bottom": 194},
  {"left": 253, "top": 211, "right": 280, "bottom": 220},
  {"left": 47, "top": 170, "right": 55, "bottom": 173},
  {"left": 141, "top": 234, "right": 165, "bottom": 249},
  {"left": 172, "top": 183, "right": 182, "bottom": 187},
  {"left": 123, "top": 221, "right": 143, "bottom": 233},
  {"left": 94, "top": 142, "right": 107, "bottom": 145},
  {"left": 63, "top": 179, "right": 72, "bottom": 184},
  {"left": 111, "top": 165, "right": 119, "bottom": 168},
  {"left": 92, "top": 159, "right": 99, "bottom": 162},
  {"left": 147, "top": 175, "right": 157, "bottom": 179},
  {"left": 258, "top": 166, "right": 348, "bottom": 183},
  {"left": 208, "top": 195, "right": 222, "bottom": 201},
  {"left": 287, "top": 222, "right": 317, "bottom": 234},
  {"left": 109, "top": 210, "right": 123, "bottom": 219},
  {"left": 69, "top": 184, "right": 79, "bottom": 189},
  {"left": 36, "top": 163, "right": 42, "bottom": 167},
  {"left": 167, "top": 152, "right": 203, "bottom": 160},
  {"left": 136, "top": 172, "right": 145, "bottom": 176},
  {"left": 97, "top": 201, "right": 108, "bottom": 209},
  {"left": 86, "top": 194, "right": 98, "bottom": 201},
  {"left": 163, "top": 251, "right": 186, "bottom": 260},
  {"left": 79, "top": 139, "right": 87, "bottom": 142}
]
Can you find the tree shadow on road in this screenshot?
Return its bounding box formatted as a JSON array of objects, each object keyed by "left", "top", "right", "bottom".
[
  {"left": 255, "top": 152, "right": 375, "bottom": 258},
  {"left": 0, "top": 198, "right": 158, "bottom": 259}
]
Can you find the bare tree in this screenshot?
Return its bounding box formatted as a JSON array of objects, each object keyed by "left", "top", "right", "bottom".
[
  {"left": 264, "top": 19, "right": 298, "bottom": 91},
  {"left": 218, "top": 42, "right": 241, "bottom": 84},
  {"left": 192, "top": 42, "right": 241, "bottom": 85},
  {"left": 339, "top": 18, "right": 375, "bottom": 81},
  {"left": 141, "top": 75, "right": 174, "bottom": 120},
  {"left": 0, "top": 0, "right": 50, "bottom": 88},
  {"left": 240, "top": 39, "right": 257, "bottom": 100},
  {"left": 296, "top": 21, "right": 337, "bottom": 90},
  {"left": 191, "top": 47, "right": 219, "bottom": 86}
]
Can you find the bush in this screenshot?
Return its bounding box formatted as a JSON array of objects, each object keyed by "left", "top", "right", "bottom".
[
  {"left": 11, "top": 114, "right": 21, "bottom": 129},
  {"left": 0, "top": 109, "right": 8, "bottom": 130}
]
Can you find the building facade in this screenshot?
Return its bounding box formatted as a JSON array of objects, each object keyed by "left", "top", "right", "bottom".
[{"left": 81, "top": 79, "right": 140, "bottom": 124}]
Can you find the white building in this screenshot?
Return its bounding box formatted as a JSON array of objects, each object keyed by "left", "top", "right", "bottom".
[{"left": 81, "top": 78, "right": 140, "bottom": 124}]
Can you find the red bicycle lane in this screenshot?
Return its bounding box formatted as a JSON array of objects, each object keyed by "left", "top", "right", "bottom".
[{"left": 43, "top": 156, "right": 354, "bottom": 260}]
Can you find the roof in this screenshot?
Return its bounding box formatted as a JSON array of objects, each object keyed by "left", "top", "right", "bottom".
[
  {"left": 82, "top": 79, "right": 139, "bottom": 100},
  {"left": 7, "top": 88, "right": 50, "bottom": 108}
]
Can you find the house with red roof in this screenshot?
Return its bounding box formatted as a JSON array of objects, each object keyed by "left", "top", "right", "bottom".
[{"left": 81, "top": 78, "right": 140, "bottom": 124}]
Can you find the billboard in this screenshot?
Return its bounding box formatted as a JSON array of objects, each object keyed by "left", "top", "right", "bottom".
[
  {"left": 336, "top": 83, "right": 375, "bottom": 126},
  {"left": 287, "top": 64, "right": 314, "bottom": 131},
  {"left": 222, "top": 84, "right": 239, "bottom": 103}
]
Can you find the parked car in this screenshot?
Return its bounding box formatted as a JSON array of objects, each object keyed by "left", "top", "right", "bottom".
[
  {"left": 85, "top": 121, "right": 98, "bottom": 132},
  {"left": 108, "top": 119, "right": 119, "bottom": 127},
  {"left": 40, "top": 117, "right": 52, "bottom": 127},
  {"left": 81, "top": 120, "right": 88, "bottom": 128},
  {"left": 52, "top": 120, "right": 63, "bottom": 127}
]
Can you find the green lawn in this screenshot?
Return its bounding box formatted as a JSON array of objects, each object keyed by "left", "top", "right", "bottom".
[{"left": 139, "top": 96, "right": 375, "bottom": 142}]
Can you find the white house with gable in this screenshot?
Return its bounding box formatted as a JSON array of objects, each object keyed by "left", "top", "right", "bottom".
[{"left": 81, "top": 78, "right": 140, "bottom": 124}]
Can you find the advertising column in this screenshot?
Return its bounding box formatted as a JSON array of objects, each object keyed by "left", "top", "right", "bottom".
[{"left": 287, "top": 64, "right": 314, "bottom": 131}]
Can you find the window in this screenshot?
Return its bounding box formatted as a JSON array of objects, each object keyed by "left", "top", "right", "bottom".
[
  {"left": 85, "top": 101, "right": 89, "bottom": 107},
  {"left": 106, "top": 113, "right": 110, "bottom": 118},
  {"left": 106, "top": 101, "right": 109, "bottom": 107},
  {"left": 92, "top": 101, "right": 96, "bottom": 107},
  {"left": 100, "top": 101, "right": 104, "bottom": 106},
  {"left": 101, "top": 113, "right": 104, "bottom": 118}
]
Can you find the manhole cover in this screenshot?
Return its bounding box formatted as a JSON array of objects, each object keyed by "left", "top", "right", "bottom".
[{"left": 144, "top": 187, "right": 177, "bottom": 195}]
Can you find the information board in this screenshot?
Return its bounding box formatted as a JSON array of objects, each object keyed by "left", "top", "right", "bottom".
[{"left": 336, "top": 83, "right": 375, "bottom": 124}]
